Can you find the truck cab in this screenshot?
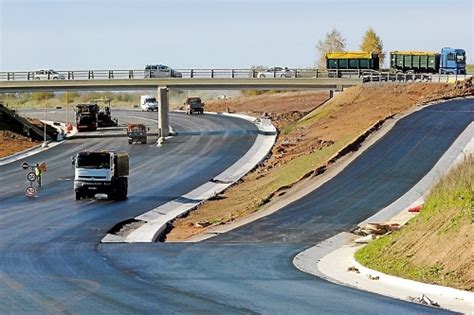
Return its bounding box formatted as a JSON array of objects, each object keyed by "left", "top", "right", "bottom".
[
  {"left": 440, "top": 47, "right": 466, "bottom": 74},
  {"left": 127, "top": 124, "right": 147, "bottom": 144},
  {"left": 73, "top": 151, "right": 129, "bottom": 200}
]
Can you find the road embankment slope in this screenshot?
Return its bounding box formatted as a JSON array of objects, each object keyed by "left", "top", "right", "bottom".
[{"left": 167, "top": 81, "right": 473, "bottom": 241}]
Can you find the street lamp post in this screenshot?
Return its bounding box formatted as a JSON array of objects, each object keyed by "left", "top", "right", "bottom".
[{"left": 42, "top": 103, "right": 48, "bottom": 148}]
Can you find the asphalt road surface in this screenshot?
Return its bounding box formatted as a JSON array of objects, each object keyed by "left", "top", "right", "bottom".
[{"left": 1, "top": 100, "right": 472, "bottom": 313}]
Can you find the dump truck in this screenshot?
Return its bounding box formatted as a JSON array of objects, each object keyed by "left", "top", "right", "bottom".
[
  {"left": 75, "top": 104, "right": 99, "bottom": 132},
  {"left": 326, "top": 52, "right": 380, "bottom": 71},
  {"left": 184, "top": 97, "right": 204, "bottom": 115},
  {"left": 73, "top": 151, "right": 129, "bottom": 200},
  {"left": 390, "top": 47, "right": 466, "bottom": 74},
  {"left": 127, "top": 124, "right": 147, "bottom": 144}
]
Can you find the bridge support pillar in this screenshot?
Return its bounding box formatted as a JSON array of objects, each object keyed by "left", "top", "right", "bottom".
[{"left": 157, "top": 86, "right": 170, "bottom": 145}]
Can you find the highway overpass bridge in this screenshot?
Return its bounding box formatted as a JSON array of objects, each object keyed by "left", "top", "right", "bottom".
[{"left": 0, "top": 69, "right": 364, "bottom": 138}]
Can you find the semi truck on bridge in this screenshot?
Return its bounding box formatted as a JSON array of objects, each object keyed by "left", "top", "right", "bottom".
[{"left": 326, "top": 47, "right": 466, "bottom": 74}]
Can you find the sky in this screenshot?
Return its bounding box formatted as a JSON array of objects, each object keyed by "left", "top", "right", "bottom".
[{"left": 0, "top": 0, "right": 473, "bottom": 71}]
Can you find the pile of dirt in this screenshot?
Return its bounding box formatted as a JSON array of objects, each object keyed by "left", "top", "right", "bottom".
[
  {"left": 166, "top": 82, "right": 473, "bottom": 242},
  {"left": 205, "top": 91, "right": 330, "bottom": 130},
  {"left": 0, "top": 130, "right": 39, "bottom": 158}
]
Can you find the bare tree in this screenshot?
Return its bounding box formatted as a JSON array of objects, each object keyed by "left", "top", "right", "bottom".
[{"left": 316, "top": 29, "right": 346, "bottom": 68}]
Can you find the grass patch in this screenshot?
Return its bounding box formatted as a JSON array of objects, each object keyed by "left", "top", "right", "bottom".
[
  {"left": 355, "top": 155, "right": 474, "bottom": 291},
  {"left": 466, "top": 64, "right": 474, "bottom": 74},
  {"left": 281, "top": 104, "right": 334, "bottom": 135}
]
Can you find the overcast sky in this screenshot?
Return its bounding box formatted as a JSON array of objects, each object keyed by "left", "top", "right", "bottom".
[{"left": 0, "top": 0, "right": 473, "bottom": 71}]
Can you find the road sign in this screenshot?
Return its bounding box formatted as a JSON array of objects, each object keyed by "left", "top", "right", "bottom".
[
  {"left": 25, "top": 186, "right": 36, "bottom": 197},
  {"left": 21, "top": 162, "right": 29, "bottom": 170},
  {"left": 26, "top": 172, "right": 36, "bottom": 182}
]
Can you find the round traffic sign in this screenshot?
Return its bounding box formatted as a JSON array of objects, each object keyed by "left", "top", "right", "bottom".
[
  {"left": 25, "top": 186, "right": 36, "bottom": 197},
  {"left": 26, "top": 172, "right": 37, "bottom": 182},
  {"left": 21, "top": 162, "right": 29, "bottom": 170}
]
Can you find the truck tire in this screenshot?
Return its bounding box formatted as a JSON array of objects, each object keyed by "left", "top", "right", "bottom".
[{"left": 75, "top": 191, "right": 81, "bottom": 200}]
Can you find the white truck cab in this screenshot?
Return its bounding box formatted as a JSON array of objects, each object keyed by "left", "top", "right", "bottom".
[{"left": 140, "top": 95, "right": 159, "bottom": 112}]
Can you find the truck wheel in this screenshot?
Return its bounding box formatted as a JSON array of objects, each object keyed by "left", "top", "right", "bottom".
[{"left": 75, "top": 192, "right": 81, "bottom": 200}]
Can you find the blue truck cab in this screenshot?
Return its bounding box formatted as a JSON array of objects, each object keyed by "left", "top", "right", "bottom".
[{"left": 440, "top": 47, "right": 466, "bottom": 74}]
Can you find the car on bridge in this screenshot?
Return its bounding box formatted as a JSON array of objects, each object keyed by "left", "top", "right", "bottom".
[
  {"left": 257, "top": 67, "right": 295, "bottom": 78},
  {"left": 33, "top": 69, "right": 65, "bottom": 80},
  {"left": 144, "top": 64, "right": 182, "bottom": 78}
]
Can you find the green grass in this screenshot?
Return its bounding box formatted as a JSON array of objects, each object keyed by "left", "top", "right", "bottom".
[
  {"left": 281, "top": 104, "right": 334, "bottom": 135},
  {"left": 355, "top": 155, "right": 474, "bottom": 290},
  {"left": 466, "top": 64, "right": 474, "bottom": 74}
]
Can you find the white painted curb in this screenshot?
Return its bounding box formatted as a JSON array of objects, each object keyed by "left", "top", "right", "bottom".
[{"left": 102, "top": 112, "right": 277, "bottom": 243}]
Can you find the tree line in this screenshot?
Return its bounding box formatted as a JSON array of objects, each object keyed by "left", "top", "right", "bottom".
[{"left": 316, "top": 27, "right": 384, "bottom": 68}]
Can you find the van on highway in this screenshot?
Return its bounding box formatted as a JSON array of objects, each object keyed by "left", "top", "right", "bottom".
[
  {"left": 140, "top": 95, "right": 158, "bottom": 111},
  {"left": 144, "top": 64, "right": 182, "bottom": 78}
]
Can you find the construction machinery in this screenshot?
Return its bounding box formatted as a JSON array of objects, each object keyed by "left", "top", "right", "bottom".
[{"left": 89, "top": 98, "right": 118, "bottom": 127}]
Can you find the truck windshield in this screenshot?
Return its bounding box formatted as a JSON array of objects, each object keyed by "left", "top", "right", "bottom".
[
  {"left": 456, "top": 54, "right": 466, "bottom": 62},
  {"left": 146, "top": 98, "right": 156, "bottom": 103},
  {"left": 76, "top": 153, "right": 110, "bottom": 169}
]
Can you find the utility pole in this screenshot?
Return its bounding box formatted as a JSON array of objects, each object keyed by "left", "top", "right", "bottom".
[
  {"left": 42, "top": 102, "right": 48, "bottom": 148},
  {"left": 65, "top": 92, "right": 69, "bottom": 124}
]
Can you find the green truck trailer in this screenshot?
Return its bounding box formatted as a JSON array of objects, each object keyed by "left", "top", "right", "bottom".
[
  {"left": 390, "top": 51, "right": 439, "bottom": 74},
  {"left": 326, "top": 52, "right": 380, "bottom": 71}
]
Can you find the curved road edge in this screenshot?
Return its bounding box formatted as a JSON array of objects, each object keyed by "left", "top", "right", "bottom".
[
  {"left": 294, "top": 122, "right": 474, "bottom": 314},
  {"left": 184, "top": 97, "right": 472, "bottom": 242},
  {"left": 101, "top": 112, "right": 277, "bottom": 243}
]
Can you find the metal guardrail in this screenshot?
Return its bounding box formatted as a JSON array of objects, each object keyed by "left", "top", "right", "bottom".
[{"left": 0, "top": 69, "right": 373, "bottom": 82}]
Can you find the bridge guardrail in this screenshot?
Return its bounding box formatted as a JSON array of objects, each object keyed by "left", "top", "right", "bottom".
[
  {"left": 0, "top": 69, "right": 470, "bottom": 84},
  {"left": 0, "top": 69, "right": 392, "bottom": 82}
]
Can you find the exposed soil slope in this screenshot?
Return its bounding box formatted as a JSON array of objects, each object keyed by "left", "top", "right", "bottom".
[
  {"left": 167, "top": 81, "right": 473, "bottom": 241},
  {"left": 0, "top": 130, "right": 39, "bottom": 158}
]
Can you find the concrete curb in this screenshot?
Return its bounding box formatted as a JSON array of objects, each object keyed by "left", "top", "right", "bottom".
[
  {"left": 294, "top": 122, "right": 474, "bottom": 314},
  {"left": 101, "top": 112, "right": 277, "bottom": 243}
]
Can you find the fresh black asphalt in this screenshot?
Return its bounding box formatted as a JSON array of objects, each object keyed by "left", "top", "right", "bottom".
[{"left": 1, "top": 100, "right": 472, "bottom": 313}]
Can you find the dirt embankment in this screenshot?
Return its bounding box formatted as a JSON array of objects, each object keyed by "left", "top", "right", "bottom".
[
  {"left": 0, "top": 131, "right": 39, "bottom": 158},
  {"left": 205, "top": 91, "right": 331, "bottom": 130},
  {"left": 0, "top": 114, "right": 47, "bottom": 159},
  {"left": 166, "top": 81, "right": 473, "bottom": 241},
  {"left": 356, "top": 155, "right": 473, "bottom": 291}
]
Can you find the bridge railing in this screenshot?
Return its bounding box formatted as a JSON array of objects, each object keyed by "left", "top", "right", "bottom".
[
  {"left": 0, "top": 69, "right": 470, "bottom": 83},
  {"left": 0, "top": 68, "right": 382, "bottom": 81}
]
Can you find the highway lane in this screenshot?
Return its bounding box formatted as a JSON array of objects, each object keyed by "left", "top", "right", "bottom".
[
  {"left": 0, "top": 111, "right": 259, "bottom": 312},
  {"left": 99, "top": 99, "right": 472, "bottom": 313},
  {"left": 1, "top": 100, "right": 472, "bottom": 313}
]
